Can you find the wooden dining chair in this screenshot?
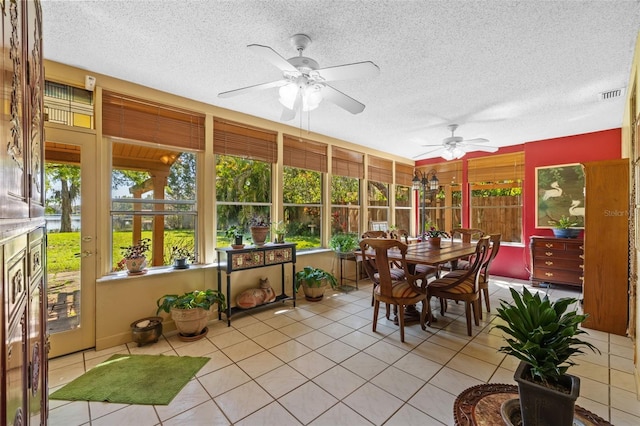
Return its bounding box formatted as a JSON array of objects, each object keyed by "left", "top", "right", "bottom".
[
  {"left": 360, "top": 238, "right": 430, "bottom": 342},
  {"left": 389, "top": 229, "right": 410, "bottom": 244},
  {"left": 446, "top": 228, "right": 485, "bottom": 270},
  {"left": 426, "top": 236, "right": 490, "bottom": 336},
  {"left": 444, "top": 234, "right": 501, "bottom": 319},
  {"left": 362, "top": 230, "right": 388, "bottom": 239}
]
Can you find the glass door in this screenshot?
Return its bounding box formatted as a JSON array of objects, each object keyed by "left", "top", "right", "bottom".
[{"left": 45, "top": 137, "right": 96, "bottom": 357}]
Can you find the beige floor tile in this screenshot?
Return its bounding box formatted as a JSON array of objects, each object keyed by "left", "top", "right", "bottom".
[
  {"left": 236, "top": 350, "right": 284, "bottom": 378},
  {"left": 309, "top": 402, "right": 372, "bottom": 426},
  {"left": 393, "top": 352, "right": 444, "bottom": 382},
  {"left": 283, "top": 307, "right": 318, "bottom": 321},
  {"left": 339, "top": 330, "right": 380, "bottom": 350},
  {"left": 611, "top": 354, "right": 635, "bottom": 374},
  {"left": 611, "top": 342, "right": 634, "bottom": 359},
  {"left": 48, "top": 361, "right": 86, "bottom": 388},
  {"left": 412, "top": 340, "right": 457, "bottom": 365},
  {"left": 385, "top": 404, "right": 445, "bottom": 426},
  {"left": 210, "top": 329, "right": 248, "bottom": 349},
  {"left": 214, "top": 380, "right": 274, "bottom": 423},
  {"left": 269, "top": 339, "right": 312, "bottom": 363},
  {"left": 90, "top": 404, "right": 159, "bottom": 426},
  {"left": 86, "top": 401, "right": 130, "bottom": 421},
  {"left": 446, "top": 352, "right": 498, "bottom": 382},
  {"left": 174, "top": 338, "right": 218, "bottom": 357},
  {"left": 127, "top": 337, "right": 174, "bottom": 355},
  {"left": 611, "top": 369, "right": 637, "bottom": 393},
  {"left": 300, "top": 314, "right": 335, "bottom": 329},
  {"left": 198, "top": 364, "right": 251, "bottom": 397},
  {"left": 429, "top": 366, "right": 483, "bottom": 396},
  {"left": 579, "top": 376, "right": 610, "bottom": 405},
  {"left": 196, "top": 349, "right": 233, "bottom": 376},
  {"left": 320, "top": 308, "right": 352, "bottom": 321},
  {"left": 220, "top": 339, "right": 265, "bottom": 362},
  {"left": 364, "top": 340, "right": 408, "bottom": 364},
  {"left": 235, "top": 401, "right": 302, "bottom": 425},
  {"left": 488, "top": 367, "right": 517, "bottom": 384},
  {"left": 262, "top": 312, "right": 298, "bottom": 329},
  {"left": 280, "top": 321, "right": 315, "bottom": 338},
  {"left": 469, "top": 330, "right": 506, "bottom": 350},
  {"left": 279, "top": 381, "right": 338, "bottom": 424},
  {"left": 236, "top": 321, "right": 274, "bottom": 339},
  {"left": 162, "top": 400, "right": 230, "bottom": 426},
  {"left": 288, "top": 351, "right": 336, "bottom": 379},
  {"left": 155, "top": 379, "right": 211, "bottom": 421},
  {"left": 408, "top": 383, "right": 457, "bottom": 425},
  {"left": 610, "top": 334, "right": 633, "bottom": 348},
  {"left": 228, "top": 314, "right": 260, "bottom": 329},
  {"left": 302, "top": 302, "right": 333, "bottom": 315},
  {"left": 341, "top": 351, "right": 389, "bottom": 380},
  {"left": 252, "top": 329, "right": 291, "bottom": 349},
  {"left": 460, "top": 340, "right": 506, "bottom": 365},
  {"left": 371, "top": 366, "right": 426, "bottom": 401},
  {"left": 82, "top": 344, "right": 128, "bottom": 361},
  {"left": 49, "top": 352, "right": 85, "bottom": 370},
  {"left": 572, "top": 359, "right": 610, "bottom": 384},
  {"left": 611, "top": 386, "right": 640, "bottom": 416},
  {"left": 611, "top": 408, "right": 640, "bottom": 426},
  {"left": 314, "top": 365, "right": 366, "bottom": 399},
  {"left": 318, "top": 321, "right": 355, "bottom": 339},
  {"left": 255, "top": 364, "right": 308, "bottom": 399},
  {"left": 577, "top": 398, "right": 610, "bottom": 422},
  {"left": 47, "top": 401, "right": 90, "bottom": 426},
  {"left": 295, "top": 329, "right": 336, "bottom": 349},
  {"left": 315, "top": 339, "right": 360, "bottom": 363},
  {"left": 344, "top": 382, "right": 404, "bottom": 424}
]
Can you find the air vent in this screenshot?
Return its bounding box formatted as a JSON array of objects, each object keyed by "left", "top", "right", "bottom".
[{"left": 598, "top": 87, "right": 625, "bottom": 101}]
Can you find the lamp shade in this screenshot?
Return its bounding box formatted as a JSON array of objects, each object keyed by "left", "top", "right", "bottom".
[{"left": 279, "top": 83, "right": 323, "bottom": 111}]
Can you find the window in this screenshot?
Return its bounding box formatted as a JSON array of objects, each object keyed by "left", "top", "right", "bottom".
[
  {"left": 367, "top": 156, "right": 391, "bottom": 230},
  {"left": 331, "top": 147, "right": 363, "bottom": 237},
  {"left": 105, "top": 92, "right": 204, "bottom": 271},
  {"left": 282, "top": 135, "right": 326, "bottom": 249},
  {"left": 214, "top": 120, "right": 276, "bottom": 246},
  {"left": 44, "top": 80, "right": 94, "bottom": 128},
  {"left": 418, "top": 161, "right": 463, "bottom": 235},
  {"left": 468, "top": 152, "right": 524, "bottom": 243},
  {"left": 395, "top": 163, "right": 414, "bottom": 233}
]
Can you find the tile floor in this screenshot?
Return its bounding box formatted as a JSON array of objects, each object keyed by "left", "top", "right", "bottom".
[{"left": 48, "top": 277, "right": 640, "bottom": 425}]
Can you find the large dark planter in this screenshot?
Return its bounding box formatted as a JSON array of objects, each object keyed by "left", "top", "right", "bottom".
[{"left": 514, "top": 361, "right": 580, "bottom": 426}]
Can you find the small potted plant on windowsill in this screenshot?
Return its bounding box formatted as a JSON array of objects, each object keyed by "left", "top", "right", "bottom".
[
  {"left": 169, "top": 244, "right": 194, "bottom": 269},
  {"left": 294, "top": 266, "right": 338, "bottom": 302},
  {"left": 423, "top": 225, "right": 449, "bottom": 248},
  {"left": 156, "top": 289, "right": 226, "bottom": 341},
  {"left": 225, "top": 225, "right": 244, "bottom": 249},
  {"left": 119, "top": 238, "right": 151, "bottom": 275},
  {"left": 249, "top": 214, "right": 270, "bottom": 246},
  {"left": 549, "top": 215, "right": 580, "bottom": 238},
  {"left": 493, "top": 287, "right": 599, "bottom": 426}
]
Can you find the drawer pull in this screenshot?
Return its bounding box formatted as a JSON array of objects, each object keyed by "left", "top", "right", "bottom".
[
  {"left": 579, "top": 276, "right": 584, "bottom": 281},
  {"left": 579, "top": 264, "right": 584, "bottom": 269},
  {"left": 545, "top": 243, "right": 553, "bottom": 248},
  {"left": 545, "top": 252, "right": 554, "bottom": 257},
  {"left": 545, "top": 261, "right": 554, "bottom": 266},
  {"left": 579, "top": 254, "right": 584, "bottom": 259},
  {"left": 545, "top": 272, "right": 554, "bottom": 277}
]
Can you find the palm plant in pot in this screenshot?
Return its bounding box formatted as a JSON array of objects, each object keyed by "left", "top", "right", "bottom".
[
  {"left": 295, "top": 266, "right": 338, "bottom": 302},
  {"left": 494, "top": 287, "right": 599, "bottom": 426},
  {"left": 156, "top": 289, "right": 226, "bottom": 341}
]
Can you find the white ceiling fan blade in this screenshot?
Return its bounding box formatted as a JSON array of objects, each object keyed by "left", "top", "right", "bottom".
[
  {"left": 316, "top": 61, "right": 380, "bottom": 82},
  {"left": 322, "top": 84, "right": 365, "bottom": 114},
  {"left": 460, "top": 143, "right": 498, "bottom": 152},
  {"left": 218, "top": 80, "right": 287, "bottom": 98},
  {"left": 462, "top": 138, "right": 490, "bottom": 144},
  {"left": 412, "top": 147, "right": 444, "bottom": 159},
  {"left": 247, "top": 44, "right": 298, "bottom": 73}
]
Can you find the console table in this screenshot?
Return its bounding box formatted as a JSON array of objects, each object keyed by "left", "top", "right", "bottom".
[
  {"left": 216, "top": 243, "right": 296, "bottom": 326},
  {"left": 454, "top": 383, "right": 610, "bottom": 425},
  {"left": 530, "top": 236, "right": 584, "bottom": 288}
]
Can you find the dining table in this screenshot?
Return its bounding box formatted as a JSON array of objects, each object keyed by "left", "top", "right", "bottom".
[{"left": 357, "top": 239, "right": 477, "bottom": 324}]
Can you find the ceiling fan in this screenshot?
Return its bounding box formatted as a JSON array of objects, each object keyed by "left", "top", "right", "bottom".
[
  {"left": 413, "top": 124, "right": 498, "bottom": 160},
  {"left": 218, "top": 33, "right": 380, "bottom": 121}
]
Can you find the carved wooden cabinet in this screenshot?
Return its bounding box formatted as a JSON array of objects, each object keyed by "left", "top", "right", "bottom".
[
  {"left": 530, "top": 236, "right": 584, "bottom": 288},
  {"left": 1, "top": 1, "right": 48, "bottom": 425}
]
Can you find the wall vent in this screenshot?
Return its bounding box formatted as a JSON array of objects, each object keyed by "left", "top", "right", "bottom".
[{"left": 598, "top": 87, "right": 625, "bottom": 101}]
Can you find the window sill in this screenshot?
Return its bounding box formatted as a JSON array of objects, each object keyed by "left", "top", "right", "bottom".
[{"left": 97, "top": 263, "right": 216, "bottom": 283}]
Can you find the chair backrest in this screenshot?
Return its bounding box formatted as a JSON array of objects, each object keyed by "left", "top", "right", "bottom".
[
  {"left": 389, "top": 229, "right": 410, "bottom": 244},
  {"left": 450, "top": 228, "right": 484, "bottom": 243},
  {"left": 481, "top": 233, "right": 502, "bottom": 279},
  {"left": 362, "top": 230, "right": 388, "bottom": 239},
  {"left": 443, "top": 235, "right": 491, "bottom": 291}
]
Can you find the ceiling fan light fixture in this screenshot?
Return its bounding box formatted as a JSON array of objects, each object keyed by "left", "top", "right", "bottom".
[{"left": 278, "top": 82, "right": 324, "bottom": 111}]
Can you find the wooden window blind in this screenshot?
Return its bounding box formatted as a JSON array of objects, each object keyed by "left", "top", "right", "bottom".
[
  {"left": 368, "top": 155, "right": 393, "bottom": 183},
  {"left": 102, "top": 91, "right": 205, "bottom": 151},
  {"left": 395, "top": 163, "right": 415, "bottom": 186},
  {"left": 283, "top": 134, "right": 328, "bottom": 172},
  {"left": 332, "top": 146, "right": 364, "bottom": 178},
  {"left": 417, "top": 160, "right": 463, "bottom": 185},
  {"left": 213, "top": 119, "right": 277, "bottom": 163},
  {"left": 467, "top": 152, "right": 524, "bottom": 183}
]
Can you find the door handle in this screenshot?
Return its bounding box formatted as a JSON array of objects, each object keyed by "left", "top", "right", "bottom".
[{"left": 74, "top": 250, "right": 93, "bottom": 258}]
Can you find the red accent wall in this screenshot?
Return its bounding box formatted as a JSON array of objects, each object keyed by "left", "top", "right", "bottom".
[{"left": 416, "top": 128, "right": 622, "bottom": 280}]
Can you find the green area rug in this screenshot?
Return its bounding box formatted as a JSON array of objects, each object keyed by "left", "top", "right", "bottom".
[{"left": 50, "top": 354, "right": 209, "bottom": 405}]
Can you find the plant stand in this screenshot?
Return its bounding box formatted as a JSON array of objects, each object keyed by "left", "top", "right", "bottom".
[{"left": 336, "top": 251, "right": 359, "bottom": 291}]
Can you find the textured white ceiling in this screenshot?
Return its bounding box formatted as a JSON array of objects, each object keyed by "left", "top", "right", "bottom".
[{"left": 41, "top": 0, "right": 640, "bottom": 160}]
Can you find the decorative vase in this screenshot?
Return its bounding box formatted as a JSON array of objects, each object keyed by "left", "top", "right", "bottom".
[
  {"left": 427, "top": 237, "right": 441, "bottom": 248},
  {"left": 170, "top": 307, "right": 209, "bottom": 339},
  {"left": 250, "top": 226, "right": 269, "bottom": 246},
  {"left": 125, "top": 256, "right": 147, "bottom": 274},
  {"left": 173, "top": 258, "right": 189, "bottom": 269},
  {"left": 301, "top": 282, "right": 326, "bottom": 302},
  {"left": 514, "top": 361, "right": 580, "bottom": 426},
  {"left": 130, "top": 316, "right": 163, "bottom": 347},
  {"left": 552, "top": 228, "right": 581, "bottom": 239}
]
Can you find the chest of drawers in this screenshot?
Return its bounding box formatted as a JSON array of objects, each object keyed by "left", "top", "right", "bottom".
[{"left": 530, "top": 236, "right": 584, "bottom": 288}]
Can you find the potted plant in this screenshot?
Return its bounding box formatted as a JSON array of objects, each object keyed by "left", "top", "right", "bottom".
[
  {"left": 329, "top": 232, "right": 359, "bottom": 254},
  {"left": 119, "top": 238, "right": 151, "bottom": 275},
  {"left": 249, "top": 214, "right": 270, "bottom": 246},
  {"left": 226, "top": 225, "right": 244, "bottom": 249},
  {"left": 272, "top": 220, "right": 287, "bottom": 243},
  {"left": 549, "top": 215, "right": 580, "bottom": 238},
  {"left": 156, "top": 289, "right": 226, "bottom": 341},
  {"left": 423, "top": 225, "right": 449, "bottom": 248},
  {"left": 168, "top": 244, "right": 194, "bottom": 269},
  {"left": 493, "top": 287, "right": 599, "bottom": 426},
  {"left": 294, "top": 266, "right": 338, "bottom": 302}
]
